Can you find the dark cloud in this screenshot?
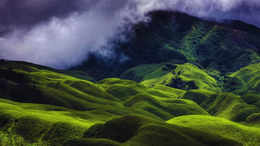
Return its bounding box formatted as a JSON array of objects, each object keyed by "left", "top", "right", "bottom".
[
  {"left": 0, "top": 0, "right": 133, "bottom": 69},
  {"left": 1, "top": 0, "right": 260, "bottom": 32},
  {"left": 170, "top": 0, "right": 260, "bottom": 27},
  {"left": 0, "top": 0, "right": 260, "bottom": 69},
  {"left": 0, "top": 0, "right": 80, "bottom": 34}
]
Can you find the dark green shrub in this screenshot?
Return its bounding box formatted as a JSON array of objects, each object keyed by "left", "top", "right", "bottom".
[
  {"left": 14, "top": 116, "right": 50, "bottom": 142},
  {"left": 43, "top": 122, "right": 86, "bottom": 145},
  {"left": 246, "top": 113, "right": 260, "bottom": 123}
]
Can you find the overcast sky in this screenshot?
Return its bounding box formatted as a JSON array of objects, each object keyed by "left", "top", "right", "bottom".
[{"left": 0, "top": 0, "right": 259, "bottom": 69}]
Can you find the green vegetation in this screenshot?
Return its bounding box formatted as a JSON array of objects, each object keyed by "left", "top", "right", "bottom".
[
  {"left": 121, "top": 63, "right": 171, "bottom": 82},
  {"left": 91, "top": 10, "right": 258, "bottom": 81},
  {"left": 167, "top": 115, "right": 260, "bottom": 146},
  {"left": 1, "top": 59, "right": 260, "bottom": 145},
  {"left": 73, "top": 116, "right": 243, "bottom": 146},
  {"left": 0, "top": 98, "right": 95, "bottom": 146},
  {"left": 98, "top": 78, "right": 208, "bottom": 120},
  {"left": 183, "top": 90, "right": 260, "bottom": 122},
  {"left": 0, "top": 61, "right": 121, "bottom": 110},
  {"left": 126, "top": 63, "right": 221, "bottom": 91},
  {"left": 242, "top": 93, "right": 260, "bottom": 108},
  {"left": 1, "top": 55, "right": 260, "bottom": 145},
  {"left": 225, "top": 63, "right": 260, "bottom": 94}
]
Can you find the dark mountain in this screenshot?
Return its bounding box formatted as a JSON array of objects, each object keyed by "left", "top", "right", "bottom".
[{"left": 77, "top": 10, "right": 260, "bottom": 79}]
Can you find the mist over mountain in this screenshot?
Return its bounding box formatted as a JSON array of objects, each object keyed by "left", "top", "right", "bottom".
[{"left": 0, "top": 0, "right": 260, "bottom": 68}]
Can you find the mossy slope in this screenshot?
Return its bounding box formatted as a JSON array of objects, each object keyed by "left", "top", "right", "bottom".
[
  {"left": 183, "top": 90, "right": 260, "bottom": 122},
  {"left": 167, "top": 115, "right": 260, "bottom": 146},
  {"left": 225, "top": 63, "right": 260, "bottom": 94},
  {"left": 0, "top": 61, "right": 120, "bottom": 111},
  {"left": 122, "top": 63, "right": 220, "bottom": 91},
  {"left": 0, "top": 58, "right": 260, "bottom": 146},
  {"left": 0, "top": 98, "right": 95, "bottom": 146},
  {"left": 0, "top": 61, "right": 215, "bottom": 145},
  {"left": 66, "top": 116, "right": 243, "bottom": 146}
]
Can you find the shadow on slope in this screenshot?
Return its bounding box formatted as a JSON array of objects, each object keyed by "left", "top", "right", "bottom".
[
  {"left": 183, "top": 90, "right": 260, "bottom": 122},
  {"left": 167, "top": 115, "right": 260, "bottom": 146},
  {"left": 65, "top": 116, "right": 242, "bottom": 146}
]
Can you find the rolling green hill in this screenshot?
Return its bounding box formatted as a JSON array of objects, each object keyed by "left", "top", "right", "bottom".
[{"left": 0, "top": 60, "right": 259, "bottom": 145}]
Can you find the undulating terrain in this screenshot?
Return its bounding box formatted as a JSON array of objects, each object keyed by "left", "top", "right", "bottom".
[{"left": 0, "top": 10, "right": 260, "bottom": 146}]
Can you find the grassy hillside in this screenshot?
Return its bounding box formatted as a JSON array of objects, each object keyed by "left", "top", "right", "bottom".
[
  {"left": 225, "top": 63, "right": 260, "bottom": 94},
  {"left": 0, "top": 98, "right": 94, "bottom": 146},
  {"left": 0, "top": 61, "right": 214, "bottom": 145},
  {"left": 183, "top": 90, "right": 260, "bottom": 122},
  {"left": 122, "top": 63, "right": 220, "bottom": 91},
  {"left": 0, "top": 60, "right": 259, "bottom": 145},
  {"left": 99, "top": 78, "right": 208, "bottom": 120},
  {"left": 167, "top": 115, "right": 260, "bottom": 146},
  {"left": 66, "top": 116, "right": 245, "bottom": 146}
]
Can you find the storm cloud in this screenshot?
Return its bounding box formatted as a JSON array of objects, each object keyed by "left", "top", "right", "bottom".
[{"left": 0, "top": 0, "right": 260, "bottom": 69}]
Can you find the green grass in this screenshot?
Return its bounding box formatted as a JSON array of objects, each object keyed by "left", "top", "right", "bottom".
[
  {"left": 98, "top": 78, "right": 208, "bottom": 120},
  {"left": 0, "top": 61, "right": 211, "bottom": 122},
  {"left": 0, "top": 98, "right": 96, "bottom": 146},
  {"left": 124, "top": 93, "right": 208, "bottom": 119},
  {"left": 0, "top": 61, "right": 214, "bottom": 145},
  {"left": 121, "top": 63, "right": 172, "bottom": 82},
  {"left": 98, "top": 78, "right": 146, "bottom": 101},
  {"left": 179, "top": 22, "right": 210, "bottom": 62},
  {"left": 0, "top": 61, "right": 122, "bottom": 111},
  {"left": 79, "top": 116, "right": 243, "bottom": 146},
  {"left": 167, "top": 115, "right": 260, "bottom": 146},
  {"left": 183, "top": 90, "right": 260, "bottom": 122},
  {"left": 226, "top": 63, "right": 260, "bottom": 94},
  {"left": 141, "top": 63, "right": 220, "bottom": 91},
  {"left": 0, "top": 60, "right": 259, "bottom": 146},
  {"left": 145, "top": 84, "right": 186, "bottom": 99}
]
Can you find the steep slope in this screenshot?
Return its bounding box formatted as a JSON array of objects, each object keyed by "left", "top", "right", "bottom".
[
  {"left": 122, "top": 61, "right": 260, "bottom": 123},
  {"left": 78, "top": 10, "right": 260, "bottom": 79},
  {"left": 183, "top": 90, "right": 260, "bottom": 122},
  {"left": 224, "top": 63, "right": 260, "bottom": 94},
  {"left": 119, "top": 10, "right": 260, "bottom": 72},
  {"left": 122, "top": 63, "right": 220, "bottom": 91}
]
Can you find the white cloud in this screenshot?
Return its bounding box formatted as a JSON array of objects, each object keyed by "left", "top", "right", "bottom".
[{"left": 0, "top": 0, "right": 259, "bottom": 69}]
